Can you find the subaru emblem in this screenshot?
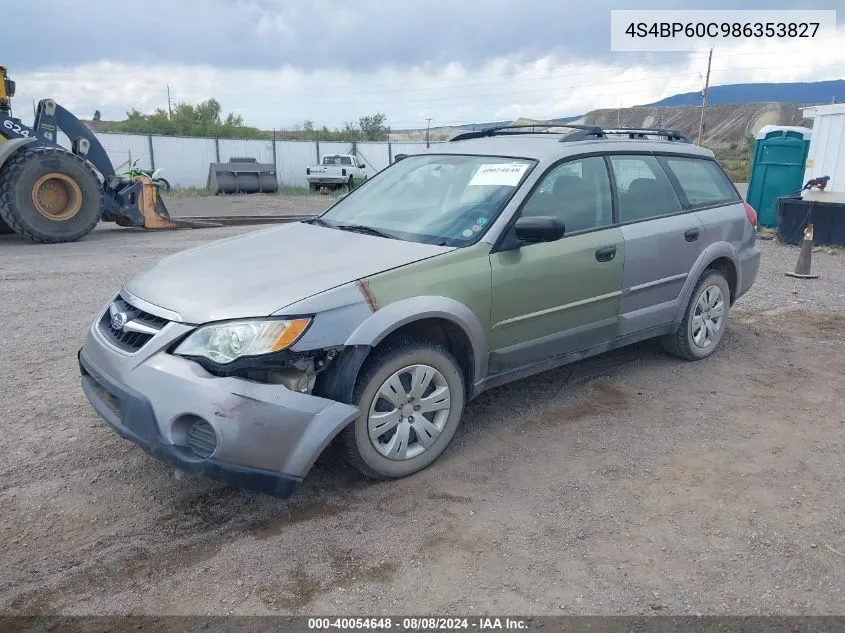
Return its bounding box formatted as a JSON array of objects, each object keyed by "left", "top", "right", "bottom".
[{"left": 111, "top": 312, "right": 128, "bottom": 330}]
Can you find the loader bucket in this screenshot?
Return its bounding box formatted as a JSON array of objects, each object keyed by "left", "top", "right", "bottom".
[
  {"left": 134, "top": 175, "right": 220, "bottom": 230},
  {"left": 207, "top": 158, "right": 279, "bottom": 195}
]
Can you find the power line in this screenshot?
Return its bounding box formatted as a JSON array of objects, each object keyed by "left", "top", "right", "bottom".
[
  {"left": 280, "top": 52, "right": 698, "bottom": 94},
  {"left": 253, "top": 47, "right": 845, "bottom": 99},
  {"left": 298, "top": 61, "right": 845, "bottom": 107}
]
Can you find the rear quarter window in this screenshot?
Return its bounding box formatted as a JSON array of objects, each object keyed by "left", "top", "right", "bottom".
[
  {"left": 662, "top": 157, "right": 740, "bottom": 207},
  {"left": 609, "top": 154, "right": 683, "bottom": 223}
]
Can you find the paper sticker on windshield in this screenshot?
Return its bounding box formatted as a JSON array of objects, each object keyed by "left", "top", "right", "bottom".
[
  {"left": 469, "top": 163, "right": 528, "bottom": 187},
  {"left": 461, "top": 229, "right": 473, "bottom": 238}
]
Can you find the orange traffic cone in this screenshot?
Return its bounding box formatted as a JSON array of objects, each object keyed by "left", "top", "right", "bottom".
[{"left": 785, "top": 223, "right": 819, "bottom": 279}]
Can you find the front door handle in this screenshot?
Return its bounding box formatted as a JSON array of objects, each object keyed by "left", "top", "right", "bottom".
[
  {"left": 684, "top": 228, "right": 700, "bottom": 242},
  {"left": 595, "top": 245, "right": 617, "bottom": 262}
]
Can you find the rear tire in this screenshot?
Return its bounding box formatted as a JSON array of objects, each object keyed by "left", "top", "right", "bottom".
[
  {"left": 0, "top": 145, "right": 103, "bottom": 243},
  {"left": 662, "top": 270, "right": 731, "bottom": 361},
  {"left": 342, "top": 337, "right": 465, "bottom": 480}
]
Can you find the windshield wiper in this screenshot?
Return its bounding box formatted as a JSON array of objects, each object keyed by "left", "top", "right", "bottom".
[
  {"left": 333, "top": 223, "right": 397, "bottom": 240},
  {"left": 306, "top": 216, "right": 335, "bottom": 227}
]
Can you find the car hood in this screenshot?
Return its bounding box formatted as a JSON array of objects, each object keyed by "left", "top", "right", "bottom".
[{"left": 123, "top": 221, "right": 454, "bottom": 324}]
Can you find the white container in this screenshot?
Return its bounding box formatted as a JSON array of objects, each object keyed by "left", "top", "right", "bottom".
[{"left": 802, "top": 103, "right": 845, "bottom": 203}]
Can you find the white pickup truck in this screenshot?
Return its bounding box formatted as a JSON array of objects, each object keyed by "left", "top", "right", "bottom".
[{"left": 306, "top": 154, "right": 368, "bottom": 191}]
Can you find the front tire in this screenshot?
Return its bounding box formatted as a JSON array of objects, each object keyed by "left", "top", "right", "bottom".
[
  {"left": 342, "top": 338, "right": 465, "bottom": 480},
  {"left": 0, "top": 145, "right": 102, "bottom": 243},
  {"left": 662, "top": 270, "right": 731, "bottom": 360}
]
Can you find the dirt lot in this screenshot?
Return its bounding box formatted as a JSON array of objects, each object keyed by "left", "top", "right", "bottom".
[
  {"left": 1, "top": 197, "right": 844, "bottom": 616},
  {"left": 165, "top": 192, "right": 332, "bottom": 218}
]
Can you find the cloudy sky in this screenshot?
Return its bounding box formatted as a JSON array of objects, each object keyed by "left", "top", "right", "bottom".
[{"left": 6, "top": 0, "right": 844, "bottom": 131}]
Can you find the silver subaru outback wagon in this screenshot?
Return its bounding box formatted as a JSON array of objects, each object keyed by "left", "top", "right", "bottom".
[{"left": 79, "top": 125, "right": 761, "bottom": 497}]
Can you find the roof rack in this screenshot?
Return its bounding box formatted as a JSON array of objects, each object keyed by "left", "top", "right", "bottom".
[
  {"left": 448, "top": 123, "right": 694, "bottom": 144},
  {"left": 449, "top": 123, "right": 603, "bottom": 142},
  {"left": 560, "top": 127, "right": 694, "bottom": 143}
]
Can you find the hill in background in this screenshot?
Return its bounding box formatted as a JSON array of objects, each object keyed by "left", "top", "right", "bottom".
[
  {"left": 646, "top": 80, "right": 845, "bottom": 107},
  {"left": 393, "top": 79, "right": 839, "bottom": 143},
  {"left": 575, "top": 102, "right": 810, "bottom": 145}
]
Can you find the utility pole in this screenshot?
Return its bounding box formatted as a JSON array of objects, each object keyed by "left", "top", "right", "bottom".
[
  {"left": 617, "top": 104, "right": 621, "bottom": 127},
  {"left": 697, "top": 47, "right": 713, "bottom": 145},
  {"left": 166, "top": 85, "right": 173, "bottom": 120},
  {"left": 425, "top": 117, "right": 432, "bottom": 148}
]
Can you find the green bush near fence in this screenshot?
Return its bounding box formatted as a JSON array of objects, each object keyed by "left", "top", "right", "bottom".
[
  {"left": 91, "top": 99, "right": 390, "bottom": 143},
  {"left": 710, "top": 135, "right": 755, "bottom": 183}
]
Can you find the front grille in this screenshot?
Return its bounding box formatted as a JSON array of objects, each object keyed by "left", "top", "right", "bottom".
[
  {"left": 98, "top": 296, "right": 169, "bottom": 353},
  {"left": 187, "top": 420, "right": 217, "bottom": 459}
]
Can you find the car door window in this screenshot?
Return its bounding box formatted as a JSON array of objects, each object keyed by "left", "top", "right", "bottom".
[
  {"left": 610, "top": 155, "right": 683, "bottom": 223},
  {"left": 662, "top": 156, "right": 739, "bottom": 207},
  {"left": 521, "top": 156, "right": 613, "bottom": 233}
]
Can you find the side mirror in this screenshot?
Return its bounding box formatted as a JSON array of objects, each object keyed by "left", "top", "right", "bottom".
[{"left": 513, "top": 216, "right": 565, "bottom": 243}]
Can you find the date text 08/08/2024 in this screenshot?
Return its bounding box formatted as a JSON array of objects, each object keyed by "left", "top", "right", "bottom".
[{"left": 307, "top": 618, "right": 530, "bottom": 630}]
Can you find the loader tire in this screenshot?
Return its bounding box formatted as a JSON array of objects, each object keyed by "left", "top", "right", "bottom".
[
  {"left": 0, "top": 145, "right": 103, "bottom": 243},
  {"left": 0, "top": 217, "right": 13, "bottom": 235}
]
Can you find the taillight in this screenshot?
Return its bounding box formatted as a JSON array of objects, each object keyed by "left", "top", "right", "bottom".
[
  {"left": 306, "top": 167, "right": 310, "bottom": 175},
  {"left": 743, "top": 202, "right": 757, "bottom": 228}
]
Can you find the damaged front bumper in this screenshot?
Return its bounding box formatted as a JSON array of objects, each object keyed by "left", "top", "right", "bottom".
[{"left": 78, "top": 320, "right": 359, "bottom": 497}]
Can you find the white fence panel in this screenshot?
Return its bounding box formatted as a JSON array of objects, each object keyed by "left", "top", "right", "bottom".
[
  {"left": 95, "top": 132, "right": 151, "bottom": 171},
  {"left": 389, "top": 142, "right": 434, "bottom": 160},
  {"left": 318, "top": 141, "right": 354, "bottom": 158},
  {"left": 56, "top": 130, "right": 72, "bottom": 151},
  {"left": 275, "top": 140, "right": 318, "bottom": 187},
  {"left": 152, "top": 136, "right": 217, "bottom": 188},
  {"left": 218, "top": 138, "right": 274, "bottom": 164},
  {"left": 356, "top": 142, "right": 391, "bottom": 174}
]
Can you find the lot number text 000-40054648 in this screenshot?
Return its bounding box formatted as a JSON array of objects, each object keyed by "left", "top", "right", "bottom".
[{"left": 307, "top": 618, "right": 530, "bottom": 630}]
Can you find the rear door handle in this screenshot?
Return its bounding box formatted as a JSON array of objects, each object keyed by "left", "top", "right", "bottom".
[
  {"left": 684, "top": 228, "right": 700, "bottom": 242},
  {"left": 595, "top": 245, "right": 617, "bottom": 262}
]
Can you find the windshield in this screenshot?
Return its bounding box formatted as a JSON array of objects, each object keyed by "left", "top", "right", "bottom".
[{"left": 318, "top": 154, "right": 534, "bottom": 246}]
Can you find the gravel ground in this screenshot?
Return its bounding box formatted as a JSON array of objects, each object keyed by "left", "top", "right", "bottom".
[
  {"left": 1, "top": 207, "right": 844, "bottom": 616},
  {"left": 166, "top": 192, "right": 332, "bottom": 218}
]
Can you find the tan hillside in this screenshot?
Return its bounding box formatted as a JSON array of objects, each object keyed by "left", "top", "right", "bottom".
[
  {"left": 393, "top": 103, "right": 811, "bottom": 146},
  {"left": 575, "top": 103, "right": 811, "bottom": 146}
]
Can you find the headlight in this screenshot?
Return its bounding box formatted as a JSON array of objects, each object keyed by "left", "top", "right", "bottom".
[{"left": 174, "top": 318, "right": 311, "bottom": 364}]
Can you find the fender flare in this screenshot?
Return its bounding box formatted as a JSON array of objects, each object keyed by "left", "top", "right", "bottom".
[
  {"left": 344, "top": 295, "right": 488, "bottom": 390},
  {"left": 673, "top": 242, "right": 740, "bottom": 323},
  {"left": 0, "top": 137, "right": 38, "bottom": 171}
]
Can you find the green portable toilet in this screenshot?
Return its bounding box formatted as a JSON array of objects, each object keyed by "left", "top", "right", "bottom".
[{"left": 746, "top": 125, "right": 812, "bottom": 227}]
